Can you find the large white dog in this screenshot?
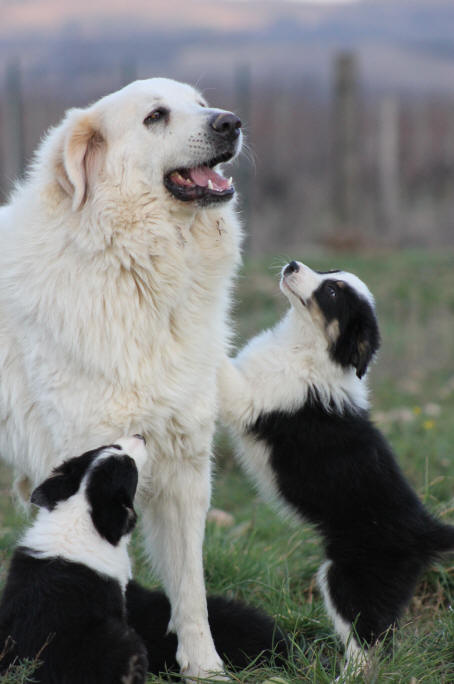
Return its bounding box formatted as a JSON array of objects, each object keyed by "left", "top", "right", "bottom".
[{"left": 0, "top": 78, "right": 242, "bottom": 680}]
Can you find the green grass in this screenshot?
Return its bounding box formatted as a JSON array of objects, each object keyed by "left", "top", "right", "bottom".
[{"left": 1, "top": 249, "right": 454, "bottom": 683}]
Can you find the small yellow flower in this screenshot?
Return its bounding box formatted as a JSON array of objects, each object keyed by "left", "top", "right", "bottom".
[
  {"left": 423, "top": 420, "right": 435, "bottom": 430},
  {"left": 413, "top": 406, "right": 422, "bottom": 415}
]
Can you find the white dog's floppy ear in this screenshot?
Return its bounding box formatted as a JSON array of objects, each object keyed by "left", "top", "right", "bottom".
[{"left": 56, "top": 108, "right": 105, "bottom": 211}]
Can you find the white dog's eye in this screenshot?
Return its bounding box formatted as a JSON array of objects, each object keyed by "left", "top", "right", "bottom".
[{"left": 143, "top": 107, "right": 169, "bottom": 125}]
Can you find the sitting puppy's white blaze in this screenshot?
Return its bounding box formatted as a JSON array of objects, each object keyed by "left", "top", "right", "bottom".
[{"left": 21, "top": 436, "right": 147, "bottom": 591}]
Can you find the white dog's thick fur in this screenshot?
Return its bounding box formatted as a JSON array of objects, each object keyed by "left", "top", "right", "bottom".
[{"left": 0, "top": 78, "right": 242, "bottom": 679}]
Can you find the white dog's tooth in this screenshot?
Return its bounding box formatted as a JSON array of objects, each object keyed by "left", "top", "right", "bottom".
[
  {"left": 207, "top": 179, "right": 214, "bottom": 190},
  {"left": 227, "top": 177, "right": 233, "bottom": 187},
  {"left": 172, "top": 171, "right": 184, "bottom": 183}
]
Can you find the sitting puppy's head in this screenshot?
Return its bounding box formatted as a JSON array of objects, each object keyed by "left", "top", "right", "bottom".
[
  {"left": 281, "top": 261, "right": 380, "bottom": 379},
  {"left": 31, "top": 436, "right": 147, "bottom": 545}
]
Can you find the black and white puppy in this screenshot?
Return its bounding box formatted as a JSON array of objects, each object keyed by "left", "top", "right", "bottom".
[
  {"left": 0, "top": 436, "right": 149, "bottom": 684},
  {"left": 0, "top": 437, "right": 288, "bottom": 682},
  {"left": 219, "top": 260, "right": 454, "bottom": 667}
]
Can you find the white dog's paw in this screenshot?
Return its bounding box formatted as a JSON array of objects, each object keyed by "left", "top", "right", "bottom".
[
  {"left": 177, "top": 640, "right": 227, "bottom": 682},
  {"left": 181, "top": 660, "right": 229, "bottom": 683},
  {"left": 175, "top": 619, "right": 229, "bottom": 682},
  {"left": 184, "top": 668, "right": 230, "bottom": 683}
]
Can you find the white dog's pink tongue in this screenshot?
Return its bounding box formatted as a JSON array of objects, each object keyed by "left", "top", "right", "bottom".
[{"left": 190, "top": 166, "right": 230, "bottom": 191}]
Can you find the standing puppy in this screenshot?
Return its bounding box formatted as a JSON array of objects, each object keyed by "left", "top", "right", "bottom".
[
  {"left": 219, "top": 260, "right": 454, "bottom": 666},
  {"left": 0, "top": 436, "right": 149, "bottom": 684}
]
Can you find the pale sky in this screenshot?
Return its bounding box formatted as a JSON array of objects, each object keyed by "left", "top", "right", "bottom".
[{"left": 229, "top": 0, "right": 363, "bottom": 4}]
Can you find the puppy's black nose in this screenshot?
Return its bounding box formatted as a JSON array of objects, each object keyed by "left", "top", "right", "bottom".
[
  {"left": 284, "top": 261, "right": 299, "bottom": 276},
  {"left": 210, "top": 112, "right": 242, "bottom": 139},
  {"left": 133, "top": 434, "right": 146, "bottom": 444}
]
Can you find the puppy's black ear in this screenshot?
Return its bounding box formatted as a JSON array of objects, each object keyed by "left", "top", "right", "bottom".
[
  {"left": 31, "top": 481, "right": 56, "bottom": 510},
  {"left": 30, "top": 449, "right": 100, "bottom": 510},
  {"left": 332, "top": 300, "right": 380, "bottom": 379},
  {"left": 87, "top": 456, "right": 139, "bottom": 546},
  {"left": 350, "top": 337, "right": 376, "bottom": 379}
]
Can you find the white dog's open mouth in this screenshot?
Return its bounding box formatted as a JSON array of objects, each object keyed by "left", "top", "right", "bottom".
[{"left": 164, "top": 161, "right": 234, "bottom": 205}]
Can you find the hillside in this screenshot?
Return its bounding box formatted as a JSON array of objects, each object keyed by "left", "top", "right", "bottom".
[{"left": 1, "top": 0, "right": 454, "bottom": 95}]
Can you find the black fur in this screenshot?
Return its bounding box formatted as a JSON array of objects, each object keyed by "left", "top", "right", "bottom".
[
  {"left": 126, "top": 581, "right": 289, "bottom": 676},
  {"left": 86, "top": 455, "right": 138, "bottom": 545},
  {"left": 248, "top": 394, "right": 454, "bottom": 648},
  {"left": 30, "top": 448, "right": 102, "bottom": 510},
  {"left": 0, "top": 552, "right": 148, "bottom": 684},
  {"left": 313, "top": 279, "right": 380, "bottom": 378}
]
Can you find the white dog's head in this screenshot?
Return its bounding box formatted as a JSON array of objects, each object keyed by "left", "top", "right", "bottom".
[
  {"left": 280, "top": 261, "right": 380, "bottom": 379},
  {"left": 52, "top": 78, "right": 242, "bottom": 211}
]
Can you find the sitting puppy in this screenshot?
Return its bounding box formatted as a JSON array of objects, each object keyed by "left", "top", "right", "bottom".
[
  {"left": 219, "top": 260, "right": 454, "bottom": 667},
  {"left": 0, "top": 436, "right": 149, "bottom": 684},
  {"left": 0, "top": 437, "right": 288, "bottom": 682}
]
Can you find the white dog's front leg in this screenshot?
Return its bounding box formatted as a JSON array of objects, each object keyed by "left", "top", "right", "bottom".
[{"left": 140, "top": 461, "right": 225, "bottom": 681}]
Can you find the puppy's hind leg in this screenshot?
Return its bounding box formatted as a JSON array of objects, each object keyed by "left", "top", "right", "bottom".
[{"left": 317, "top": 561, "right": 368, "bottom": 676}]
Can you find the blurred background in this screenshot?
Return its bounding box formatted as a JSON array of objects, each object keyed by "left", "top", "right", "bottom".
[{"left": 1, "top": 0, "right": 454, "bottom": 252}]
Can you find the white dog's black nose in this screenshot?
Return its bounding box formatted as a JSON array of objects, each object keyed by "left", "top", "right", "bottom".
[
  {"left": 210, "top": 112, "right": 242, "bottom": 139},
  {"left": 284, "top": 261, "right": 300, "bottom": 276}
]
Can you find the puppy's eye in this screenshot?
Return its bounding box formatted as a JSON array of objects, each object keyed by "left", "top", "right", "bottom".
[
  {"left": 326, "top": 285, "right": 337, "bottom": 298},
  {"left": 143, "top": 107, "right": 169, "bottom": 125}
]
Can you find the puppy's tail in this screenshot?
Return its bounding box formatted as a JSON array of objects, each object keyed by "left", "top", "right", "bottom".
[
  {"left": 430, "top": 522, "right": 454, "bottom": 555},
  {"left": 126, "top": 581, "right": 289, "bottom": 676}
]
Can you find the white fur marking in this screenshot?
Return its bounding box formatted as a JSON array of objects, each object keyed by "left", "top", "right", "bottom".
[{"left": 21, "top": 491, "right": 132, "bottom": 591}]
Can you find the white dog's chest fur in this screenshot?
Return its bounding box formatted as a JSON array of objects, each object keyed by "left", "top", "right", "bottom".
[{"left": 0, "top": 190, "right": 240, "bottom": 490}]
